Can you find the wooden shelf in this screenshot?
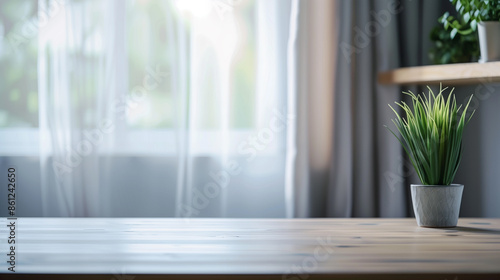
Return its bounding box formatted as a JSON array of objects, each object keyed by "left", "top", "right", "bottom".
[{"left": 378, "top": 61, "right": 500, "bottom": 85}]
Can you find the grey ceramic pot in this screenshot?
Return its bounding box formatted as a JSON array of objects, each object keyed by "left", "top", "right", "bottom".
[
  {"left": 478, "top": 21, "right": 500, "bottom": 63},
  {"left": 411, "top": 184, "right": 464, "bottom": 228}
]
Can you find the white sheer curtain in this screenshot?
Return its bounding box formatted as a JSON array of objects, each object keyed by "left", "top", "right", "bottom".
[
  {"left": 38, "top": 0, "right": 124, "bottom": 216},
  {"left": 38, "top": 0, "right": 299, "bottom": 217}
]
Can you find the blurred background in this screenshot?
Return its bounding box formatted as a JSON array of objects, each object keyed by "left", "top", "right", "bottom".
[{"left": 0, "top": 0, "right": 498, "bottom": 218}]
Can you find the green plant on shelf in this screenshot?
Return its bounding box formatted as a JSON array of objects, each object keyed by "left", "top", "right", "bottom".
[
  {"left": 440, "top": 0, "right": 500, "bottom": 39},
  {"left": 428, "top": 21, "right": 479, "bottom": 64}
]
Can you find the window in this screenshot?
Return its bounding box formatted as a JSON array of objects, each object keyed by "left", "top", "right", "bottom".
[
  {"left": 0, "top": 0, "right": 281, "bottom": 156},
  {"left": 125, "top": 0, "right": 258, "bottom": 129},
  {"left": 0, "top": 0, "right": 38, "bottom": 128}
]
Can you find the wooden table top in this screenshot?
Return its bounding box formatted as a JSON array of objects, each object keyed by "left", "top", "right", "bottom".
[{"left": 1, "top": 218, "right": 500, "bottom": 280}]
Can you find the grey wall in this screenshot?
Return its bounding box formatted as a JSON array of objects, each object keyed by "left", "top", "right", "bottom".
[
  {"left": 453, "top": 84, "right": 500, "bottom": 218},
  {"left": 0, "top": 157, "right": 43, "bottom": 217},
  {"left": 0, "top": 156, "right": 286, "bottom": 217}
]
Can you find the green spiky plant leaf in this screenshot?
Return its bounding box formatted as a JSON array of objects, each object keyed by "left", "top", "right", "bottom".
[{"left": 386, "top": 85, "right": 475, "bottom": 185}]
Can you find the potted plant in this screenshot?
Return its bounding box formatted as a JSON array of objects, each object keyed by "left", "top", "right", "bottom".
[
  {"left": 440, "top": 0, "right": 500, "bottom": 62},
  {"left": 429, "top": 20, "right": 479, "bottom": 64},
  {"left": 387, "top": 85, "right": 475, "bottom": 228}
]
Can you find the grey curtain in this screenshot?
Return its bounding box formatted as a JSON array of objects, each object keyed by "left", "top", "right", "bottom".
[{"left": 314, "top": 0, "right": 447, "bottom": 217}]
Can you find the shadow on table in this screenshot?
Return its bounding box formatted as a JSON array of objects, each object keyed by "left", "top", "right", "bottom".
[{"left": 439, "top": 226, "right": 500, "bottom": 235}]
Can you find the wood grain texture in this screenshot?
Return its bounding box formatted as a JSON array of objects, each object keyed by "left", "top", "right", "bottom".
[
  {"left": 378, "top": 61, "right": 500, "bottom": 85},
  {"left": 1, "top": 218, "right": 500, "bottom": 279}
]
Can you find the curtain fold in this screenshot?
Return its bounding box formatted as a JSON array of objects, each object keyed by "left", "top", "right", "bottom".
[
  {"left": 289, "top": 0, "right": 337, "bottom": 218},
  {"left": 284, "top": 0, "right": 300, "bottom": 218},
  {"left": 39, "top": 0, "right": 122, "bottom": 216}
]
